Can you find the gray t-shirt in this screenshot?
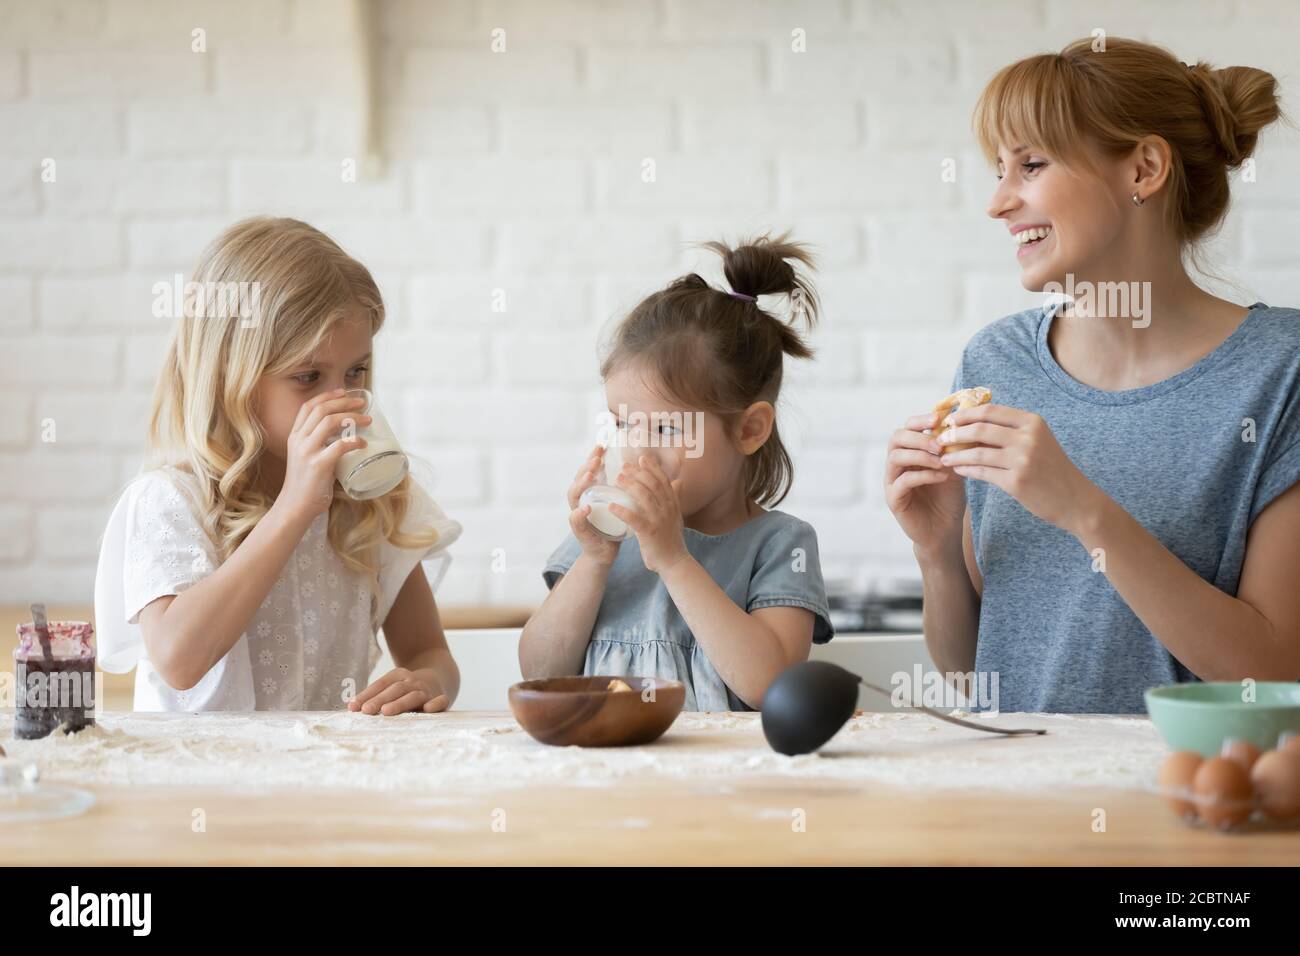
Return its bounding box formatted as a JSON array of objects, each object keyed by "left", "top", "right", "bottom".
[
  {"left": 543, "top": 509, "right": 834, "bottom": 711},
  {"left": 955, "top": 300, "right": 1300, "bottom": 714}
]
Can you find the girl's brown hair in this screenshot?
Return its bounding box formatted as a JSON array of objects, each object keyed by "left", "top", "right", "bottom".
[
  {"left": 973, "top": 36, "right": 1284, "bottom": 246},
  {"left": 599, "top": 233, "right": 818, "bottom": 507}
]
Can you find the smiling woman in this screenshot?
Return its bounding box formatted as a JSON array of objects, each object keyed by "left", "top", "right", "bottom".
[
  {"left": 974, "top": 37, "right": 1280, "bottom": 256},
  {"left": 883, "top": 37, "right": 1300, "bottom": 714}
]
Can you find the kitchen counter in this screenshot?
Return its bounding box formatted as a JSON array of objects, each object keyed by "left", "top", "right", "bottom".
[{"left": 2, "top": 710, "right": 1296, "bottom": 865}]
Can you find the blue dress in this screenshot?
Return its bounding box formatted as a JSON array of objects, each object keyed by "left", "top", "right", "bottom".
[{"left": 543, "top": 509, "right": 834, "bottom": 711}]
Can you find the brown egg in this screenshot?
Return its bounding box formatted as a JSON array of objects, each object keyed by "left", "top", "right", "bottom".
[
  {"left": 1251, "top": 749, "right": 1300, "bottom": 822},
  {"left": 1221, "top": 738, "right": 1262, "bottom": 771},
  {"left": 1157, "top": 751, "right": 1203, "bottom": 820},
  {"left": 1278, "top": 732, "right": 1300, "bottom": 756},
  {"left": 1193, "top": 757, "right": 1255, "bottom": 830}
]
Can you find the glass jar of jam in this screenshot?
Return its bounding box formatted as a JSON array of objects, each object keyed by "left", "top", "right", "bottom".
[{"left": 12, "top": 620, "right": 96, "bottom": 740}]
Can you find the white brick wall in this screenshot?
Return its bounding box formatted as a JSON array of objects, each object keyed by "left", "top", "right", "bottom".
[{"left": 2, "top": 0, "right": 1299, "bottom": 607}]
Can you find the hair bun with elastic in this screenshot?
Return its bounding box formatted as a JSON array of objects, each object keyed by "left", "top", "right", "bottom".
[
  {"left": 1187, "top": 61, "right": 1280, "bottom": 167},
  {"left": 699, "top": 232, "right": 820, "bottom": 351}
]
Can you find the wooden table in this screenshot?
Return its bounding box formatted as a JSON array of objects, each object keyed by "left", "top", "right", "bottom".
[{"left": 2, "top": 710, "right": 1297, "bottom": 865}]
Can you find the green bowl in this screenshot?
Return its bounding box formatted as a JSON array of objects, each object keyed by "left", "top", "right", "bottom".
[{"left": 1144, "top": 682, "right": 1300, "bottom": 756}]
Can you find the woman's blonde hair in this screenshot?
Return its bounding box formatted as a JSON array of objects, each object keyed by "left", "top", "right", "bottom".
[
  {"left": 146, "top": 217, "right": 438, "bottom": 628},
  {"left": 973, "top": 36, "right": 1285, "bottom": 248}
]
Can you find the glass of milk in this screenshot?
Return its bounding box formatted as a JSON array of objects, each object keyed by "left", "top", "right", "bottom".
[
  {"left": 334, "top": 388, "right": 409, "bottom": 500},
  {"left": 578, "top": 425, "right": 683, "bottom": 542}
]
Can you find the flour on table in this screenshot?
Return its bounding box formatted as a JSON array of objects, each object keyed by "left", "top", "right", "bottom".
[{"left": 0, "top": 710, "right": 1165, "bottom": 795}]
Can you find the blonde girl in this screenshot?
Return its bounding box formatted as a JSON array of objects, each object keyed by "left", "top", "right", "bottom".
[{"left": 95, "top": 217, "right": 463, "bottom": 714}]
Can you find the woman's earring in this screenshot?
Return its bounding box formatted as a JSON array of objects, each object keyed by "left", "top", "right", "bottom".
[{"left": 1131, "top": 193, "right": 1145, "bottom": 207}]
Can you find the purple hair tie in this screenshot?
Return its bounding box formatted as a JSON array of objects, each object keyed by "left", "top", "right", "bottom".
[{"left": 727, "top": 291, "right": 756, "bottom": 302}]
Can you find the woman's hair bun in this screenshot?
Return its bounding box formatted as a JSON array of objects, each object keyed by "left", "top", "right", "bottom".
[{"left": 1188, "top": 62, "right": 1282, "bottom": 167}]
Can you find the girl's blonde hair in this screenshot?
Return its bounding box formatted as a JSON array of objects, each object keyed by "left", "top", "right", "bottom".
[
  {"left": 599, "top": 233, "right": 818, "bottom": 507},
  {"left": 146, "top": 217, "right": 439, "bottom": 628},
  {"left": 973, "top": 36, "right": 1284, "bottom": 248}
]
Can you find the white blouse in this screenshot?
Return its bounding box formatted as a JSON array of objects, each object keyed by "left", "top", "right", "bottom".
[{"left": 94, "top": 466, "right": 462, "bottom": 712}]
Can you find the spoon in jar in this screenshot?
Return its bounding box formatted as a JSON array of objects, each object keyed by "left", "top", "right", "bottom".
[{"left": 29, "top": 602, "right": 55, "bottom": 669}]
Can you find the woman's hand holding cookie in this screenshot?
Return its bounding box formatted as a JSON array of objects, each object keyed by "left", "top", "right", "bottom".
[
  {"left": 937, "top": 404, "right": 1102, "bottom": 533},
  {"left": 885, "top": 410, "right": 967, "bottom": 555}
]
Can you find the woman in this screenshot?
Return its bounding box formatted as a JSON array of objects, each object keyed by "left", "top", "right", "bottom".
[{"left": 885, "top": 37, "right": 1300, "bottom": 713}]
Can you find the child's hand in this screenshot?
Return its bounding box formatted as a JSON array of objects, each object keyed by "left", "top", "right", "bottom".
[
  {"left": 566, "top": 443, "right": 621, "bottom": 566},
  {"left": 349, "top": 667, "right": 449, "bottom": 715},
  {"left": 278, "top": 388, "right": 371, "bottom": 522},
  {"left": 610, "top": 454, "right": 689, "bottom": 574}
]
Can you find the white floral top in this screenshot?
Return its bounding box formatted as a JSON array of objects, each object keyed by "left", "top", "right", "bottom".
[{"left": 94, "top": 466, "right": 461, "bottom": 712}]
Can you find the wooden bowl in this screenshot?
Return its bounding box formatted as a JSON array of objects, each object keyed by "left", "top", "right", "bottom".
[{"left": 508, "top": 676, "right": 685, "bottom": 747}]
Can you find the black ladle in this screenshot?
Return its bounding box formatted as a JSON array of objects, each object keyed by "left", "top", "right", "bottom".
[{"left": 761, "top": 661, "right": 1048, "bottom": 755}]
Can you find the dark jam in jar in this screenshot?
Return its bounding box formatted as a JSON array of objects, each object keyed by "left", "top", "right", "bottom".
[{"left": 13, "top": 621, "right": 96, "bottom": 740}]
